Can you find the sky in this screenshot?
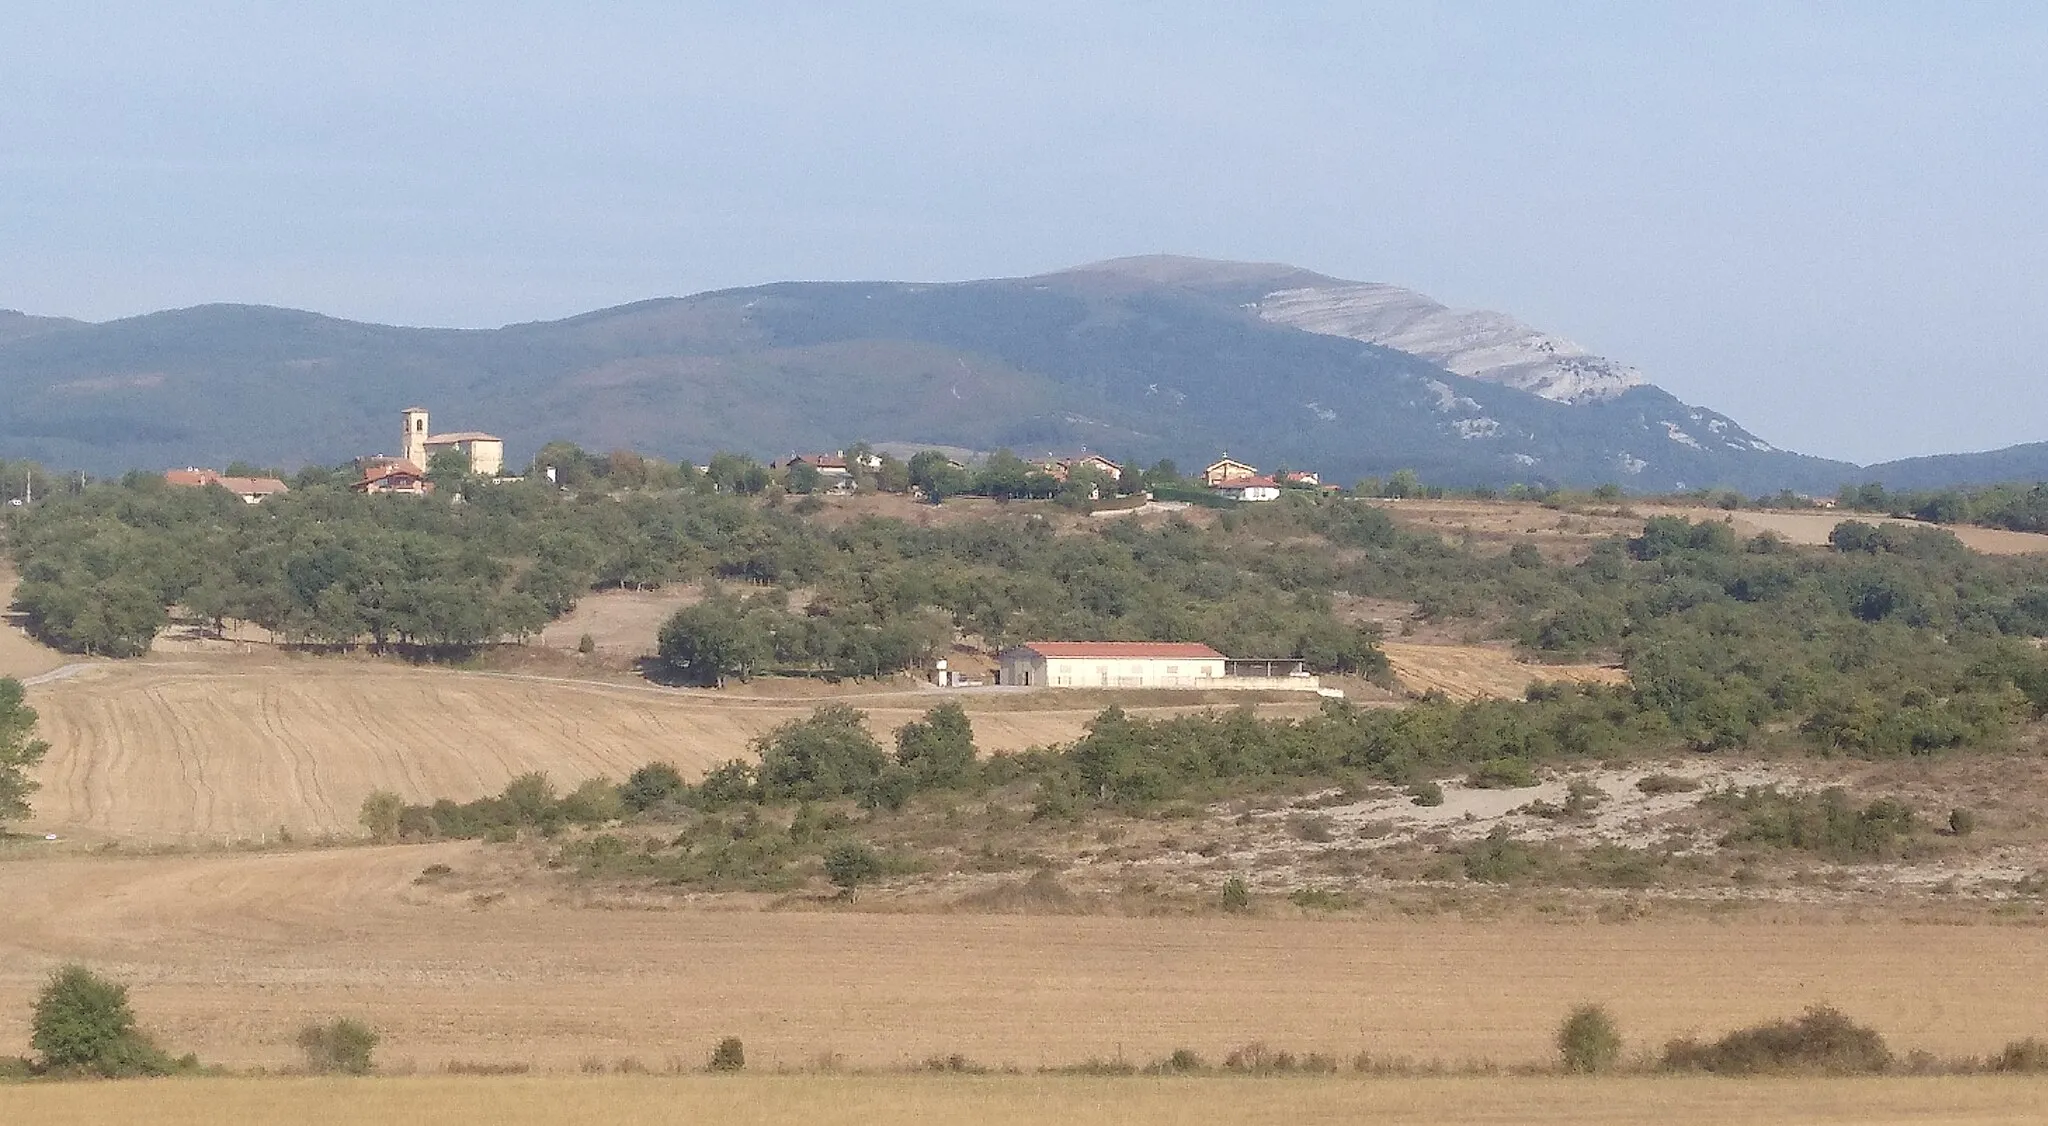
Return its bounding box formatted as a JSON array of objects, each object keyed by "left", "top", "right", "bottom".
[{"left": 4, "top": 2, "right": 2044, "bottom": 465}]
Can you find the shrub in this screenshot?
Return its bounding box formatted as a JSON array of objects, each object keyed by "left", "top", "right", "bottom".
[
  {"left": 1659, "top": 1005, "right": 1891, "bottom": 1075},
  {"left": 1406, "top": 781, "right": 1444, "bottom": 807},
  {"left": 31, "top": 965, "right": 173, "bottom": 1077},
  {"left": 1993, "top": 1037, "right": 2048, "bottom": 1073},
  {"left": 1219, "top": 876, "right": 1252, "bottom": 913},
  {"left": 1468, "top": 757, "right": 1537, "bottom": 789},
  {"left": 824, "top": 842, "right": 882, "bottom": 896},
  {"left": 1461, "top": 828, "right": 1541, "bottom": 883},
  {"left": 1636, "top": 772, "right": 1700, "bottom": 795},
  {"left": 296, "top": 1018, "right": 379, "bottom": 1075},
  {"left": 1159, "top": 1048, "right": 1204, "bottom": 1073},
  {"left": 1715, "top": 787, "right": 1919, "bottom": 861},
  {"left": 1949, "top": 808, "right": 1978, "bottom": 836},
  {"left": 1289, "top": 813, "right": 1336, "bottom": 843},
  {"left": 620, "top": 762, "right": 685, "bottom": 813},
  {"left": 1223, "top": 1041, "right": 1298, "bottom": 1073},
  {"left": 359, "top": 789, "right": 404, "bottom": 841},
  {"left": 708, "top": 1037, "right": 746, "bottom": 1072},
  {"left": 1557, "top": 1004, "right": 1622, "bottom": 1073},
  {"left": 576, "top": 633, "right": 596, "bottom": 655}
]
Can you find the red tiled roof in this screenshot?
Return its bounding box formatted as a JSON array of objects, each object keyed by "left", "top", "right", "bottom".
[
  {"left": 164, "top": 468, "right": 289, "bottom": 495},
  {"left": 1014, "top": 642, "right": 1225, "bottom": 660}
]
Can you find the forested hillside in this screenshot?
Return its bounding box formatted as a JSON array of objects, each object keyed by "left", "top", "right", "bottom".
[{"left": 11, "top": 471, "right": 2048, "bottom": 763}]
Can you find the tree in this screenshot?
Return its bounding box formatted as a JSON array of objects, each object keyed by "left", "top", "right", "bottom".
[
  {"left": 620, "top": 761, "right": 685, "bottom": 812},
  {"left": 658, "top": 596, "right": 769, "bottom": 685},
  {"left": 756, "top": 706, "right": 888, "bottom": 801},
  {"left": 358, "top": 789, "right": 404, "bottom": 841},
  {"left": 1557, "top": 1004, "right": 1622, "bottom": 1073},
  {"left": 784, "top": 460, "right": 823, "bottom": 495},
  {"left": 894, "top": 702, "right": 977, "bottom": 788},
  {"left": 297, "top": 1017, "right": 379, "bottom": 1075},
  {"left": 426, "top": 447, "right": 472, "bottom": 490},
  {"left": 32, "top": 965, "right": 172, "bottom": 1077},
  {"left": 824, "top": 842, "right": 882, "bottom": 897},
  {"left": 1, "top": 678, "right": 50, "bottom": 829}
]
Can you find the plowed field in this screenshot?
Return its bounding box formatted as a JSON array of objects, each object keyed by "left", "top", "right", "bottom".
[
  {"left": 18, "top": 657, "right": 1302, "bottom": 842},
  {"left": 1, "top": 844, "right": 2046, "bottom": 1071}
]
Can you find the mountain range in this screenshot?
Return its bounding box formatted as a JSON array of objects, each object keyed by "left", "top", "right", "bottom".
[{"left": 0, "top": 255, "right": 2039, "bottom": 493}]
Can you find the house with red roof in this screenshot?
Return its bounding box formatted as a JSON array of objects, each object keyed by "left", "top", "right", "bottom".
[{"left": 163, "top": 468, "right": 290, "bottom": 504}]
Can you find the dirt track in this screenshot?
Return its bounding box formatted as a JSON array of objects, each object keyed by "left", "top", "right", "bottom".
[
  {"left": 2, "top": 844, "right": 2047, "bottom": 1070},
  {"left": 18, "top": 656, "right": 1309, "bottom": 842}
]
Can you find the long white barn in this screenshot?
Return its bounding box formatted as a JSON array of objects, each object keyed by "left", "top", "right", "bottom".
[{"left": 996, "top": 641, "right": 1330, "bottom": 694}]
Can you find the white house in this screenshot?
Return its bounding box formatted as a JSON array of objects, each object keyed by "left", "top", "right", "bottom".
[{"left": 1214, "top": 475, "right": 1281, "bottom": 502}]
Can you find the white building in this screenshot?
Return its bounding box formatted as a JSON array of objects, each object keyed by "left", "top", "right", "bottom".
[
  {"left": 995, "top": 642, "right": 1334, "bottom": 694},
  {"left": 998, "top": 642, "right": 1226, "bottom": 688},
  {"left": 1213, "top": 475, "right": 1281, "bottom": 502},
  {"left": 401, "top": 407, "right": 505, "bottom": 477}
]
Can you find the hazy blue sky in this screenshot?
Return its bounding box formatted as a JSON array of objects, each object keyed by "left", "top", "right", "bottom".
[{"left": 4, "top": 3, "right": 2043, "bottom": 464}]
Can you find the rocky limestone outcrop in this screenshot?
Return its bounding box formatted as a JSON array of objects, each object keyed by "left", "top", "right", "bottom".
[{"left": 1256, "top": 283, "right": 1647, "bottom": 404}]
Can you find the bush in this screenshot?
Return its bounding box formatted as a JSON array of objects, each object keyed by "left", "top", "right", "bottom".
[
  {"left": 1219, "top": 876, "right": 1252, "bottom": 913},
  {"left": 296, "top": 1018, "right": 379, "bottom": 1075},
  {"left": 1949, "top": 808, "right": 1978, "bottom": 836},
  {"left": 1993, "top": 1037, "right": 2048, "bottom": 1073},
  {"left": 708, "top": 1036, "right": 746, "bottom": 1072},
  {"left": 1461, "top": 828, "right": 1541, "bottom": 883},
  {"left": 359, "top": 789, "right": 404, "bottom": 841},
  {"left": 31, "top": 965, "right": 173, "bottom": 1077},
  {"left": 1557, "top": 1004, "right": 1622, "bottom": 1073},
  {"left": 576, "top": 632, "right": 596, "bottom": 655},
  {"left": 1406, "top": 781, "right": 1444, "bottom": 807},
  {"left": 1636, "top": 773, "right": 1700, "bottom": 795},
  {"left": 1715, "top": 787, "right": 1920, "bottom": 861},
  {"left": 620, "top": 762, "right": 685, "bottom": 813},
  {"left": 1467, "top": 757, "right": 1538, "bottom": 789},
  {"left": 1659, "top": 1005, "right": 1892, "bottom": 1075},
  {"left": 824, "top": 842, "right": 882, "bottom": 896}
]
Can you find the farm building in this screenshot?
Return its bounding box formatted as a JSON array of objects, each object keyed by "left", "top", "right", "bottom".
[
  {"left": 163, "top": 468, "right": 290, "bottom": 504},
  {"left": 1213, "top": 476, "right": 1282, "bottom": 502},
  {"left": 995, "top": 642, "right": 1330, "bottom": 693},
  {"left": 401, "top": 407, "right": 504, "bottom": 477}
]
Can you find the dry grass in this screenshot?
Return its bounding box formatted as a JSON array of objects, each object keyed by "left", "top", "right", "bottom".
[
  {"left": 5, "top": 1075, "right": 2048, "bottom": 1126},
  {"left": 17, "top": 655, "right": 1309, "bottom": 841},
  {"left": 3, "top": 844, "right": 2048, "bottom": 1070},
  {"left": 1639, "top": 506, "right": 2048, "bottom": 555},
  {"left": 1380, "top": 642, "right": 1624, "bottom": 701}
]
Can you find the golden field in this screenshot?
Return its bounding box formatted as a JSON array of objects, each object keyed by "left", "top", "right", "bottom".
[
  {"left": 3, "top": 843, "right": 2048, "bottom": 1071},
  {"left": 13, "top": 656, "right": 1314, "bottom": 842},
  {"left": 5, "top": 1075, "right": 2048, "bottom": 1126}
]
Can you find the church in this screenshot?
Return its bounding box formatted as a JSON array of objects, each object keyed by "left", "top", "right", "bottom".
[{"left": 400, "top": 407, "right": 505, "bottom": 477}]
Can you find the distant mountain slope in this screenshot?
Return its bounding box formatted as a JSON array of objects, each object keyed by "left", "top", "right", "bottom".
[
  {"left": 0, "top": 260, "right": 1857, "bottom": 491},
  {"left": 1859, "top": 443, "right": 2048, "bottom": 491},
  {"left": 0, "top": 309, "right": 86, "bottom": 343}
]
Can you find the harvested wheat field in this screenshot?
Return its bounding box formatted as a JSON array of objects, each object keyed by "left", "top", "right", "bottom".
[
  {"left": 17, "top": 656, "right": 1303, "bottom": 841},
  {"left": 5, "top": 1076, "right": 2047, "bottom": 1126},
  {"left": 1380, "top": 641, "right": 1624, "bottom": 701},
  {"left": 2, "top": 844, "right": 2047, "bottom": 1071},
  {"left": 1640, "top": 506, "right": 2048, "bottom": 555}
]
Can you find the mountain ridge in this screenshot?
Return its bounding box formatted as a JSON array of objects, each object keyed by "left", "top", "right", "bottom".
[{"left": 0, "top": 259, "right": 2035, "bottom": 492}]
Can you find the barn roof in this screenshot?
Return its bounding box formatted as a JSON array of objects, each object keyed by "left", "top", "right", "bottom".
[{"left": 1010, "top": 642, "right": 1226, "bottom": 660}]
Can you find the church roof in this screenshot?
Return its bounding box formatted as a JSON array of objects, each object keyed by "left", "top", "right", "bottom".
[{"left": 424, "top": 431, "right": 501, "bottom": 444}]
